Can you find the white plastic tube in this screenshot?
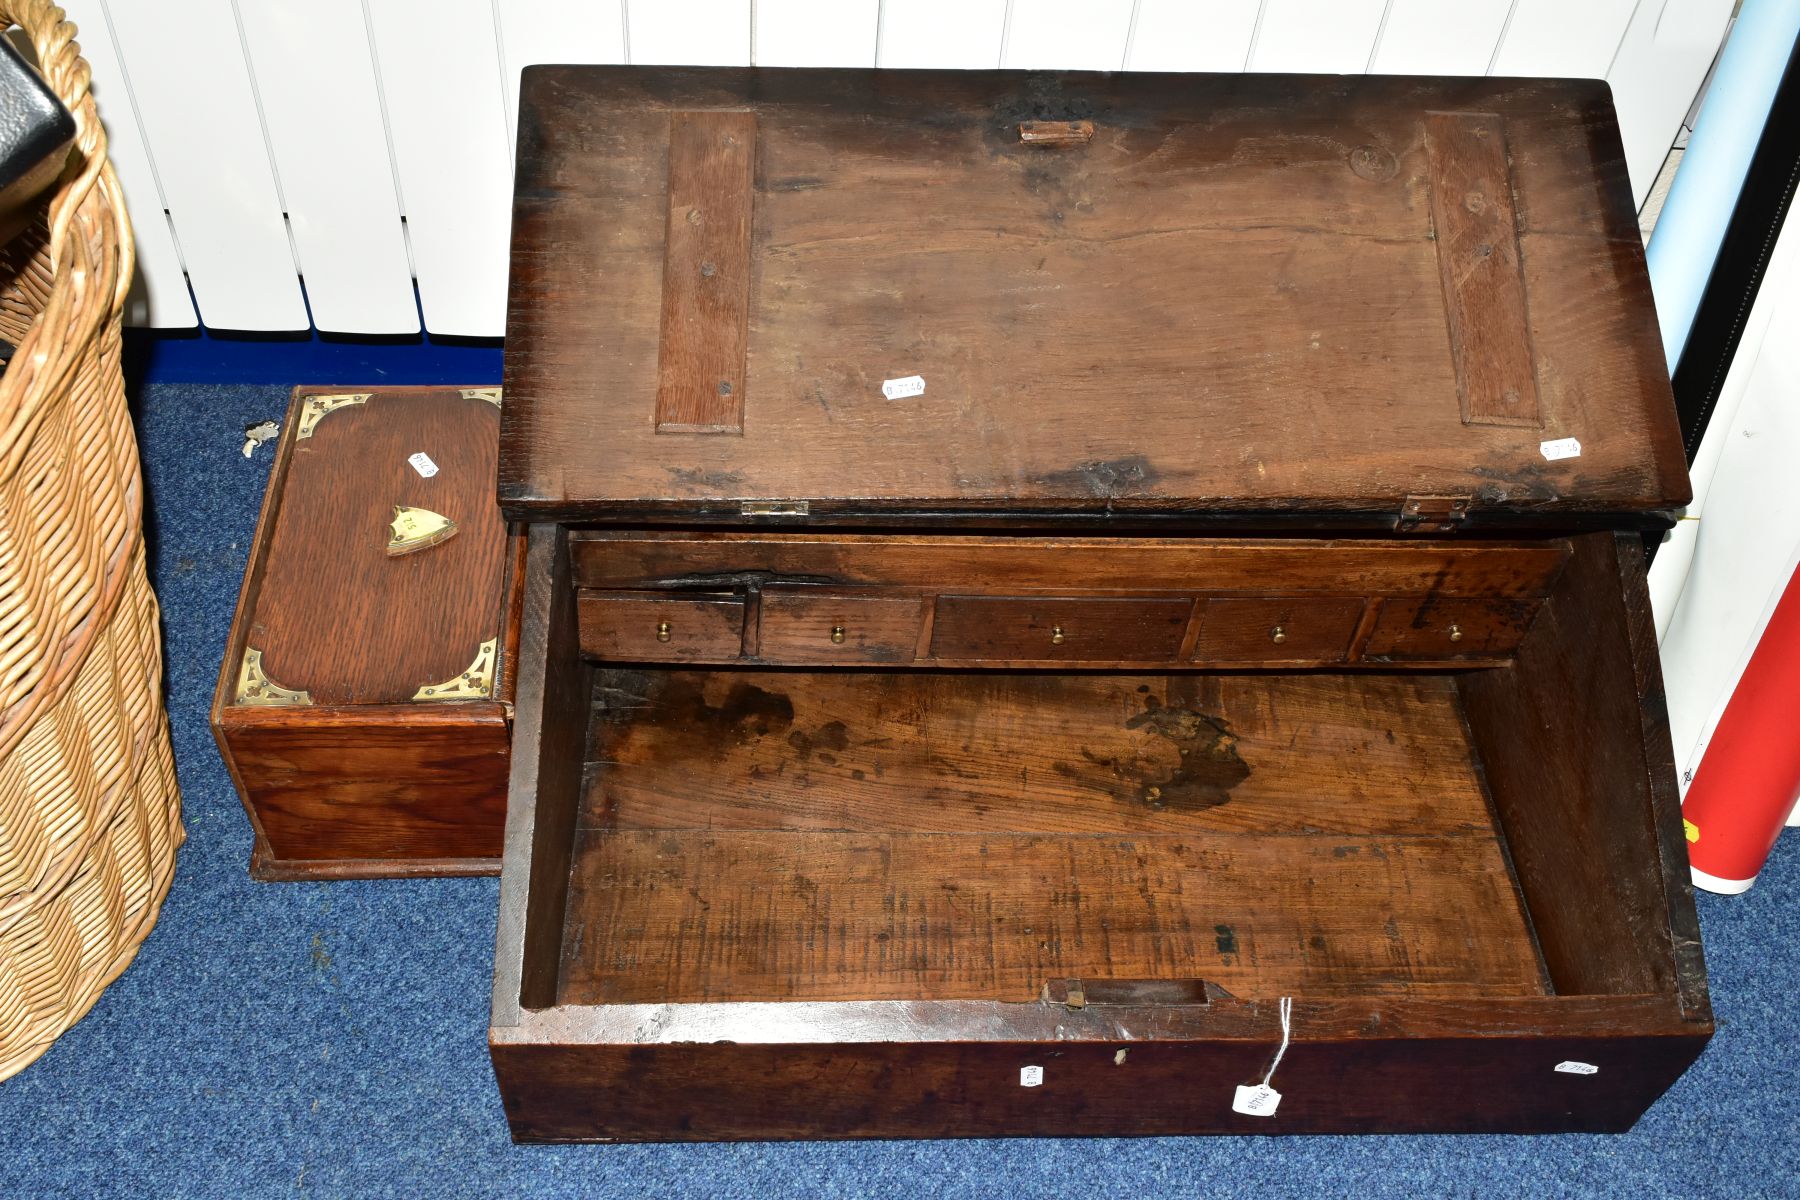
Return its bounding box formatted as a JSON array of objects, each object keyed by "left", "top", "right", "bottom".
[{"left": 1646, "top": 0, "right": 1800, "bottom": 369}]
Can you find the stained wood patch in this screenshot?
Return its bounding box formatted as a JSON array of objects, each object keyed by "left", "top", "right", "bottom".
[
  {"left": 558, "top": 669, "right": 1547, "bottom": 1004},
  {"left": 654, "top": 110, "right": 754, "bottom": 434},
  {"left": 1425, "top": 112, "right": 1541, "bottom": 429}
]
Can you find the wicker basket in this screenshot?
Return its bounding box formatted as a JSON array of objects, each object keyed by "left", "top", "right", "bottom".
[{"left": 0, "top": 0, "right": 181, "bottom": 1081}]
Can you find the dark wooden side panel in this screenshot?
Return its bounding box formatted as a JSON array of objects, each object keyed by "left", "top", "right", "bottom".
[
  {"left": 1459, "top": 532, "right": 1706, "bottom": 1015},
  {"left": 218, "top": 709, "right": 509, "bottom": 862},
  {"left": 655, "top": 110, "right": 754, "bottom": 434},
  {"left": 492, "top": 1027, "right": 1705, "bottom": 1141},
  {"left": 1617, "top": 534, "right": 1712, "bottom": 1020},
  {"left": 1424, "top": 111, "right": 1541, "bottom": 428},
  {"left": 500, "top": 525, "right": 595, "bottom": 1012}
]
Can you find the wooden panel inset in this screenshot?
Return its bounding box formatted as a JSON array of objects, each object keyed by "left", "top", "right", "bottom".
[
  {"left": 1425, "top": 111, "right": 1542, "bottom": 429},
  {"left": 655, "top": 110, "right": 756, "bottom": 434}
]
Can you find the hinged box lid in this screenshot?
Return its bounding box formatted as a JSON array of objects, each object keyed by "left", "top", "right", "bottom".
[
  {"left": 499, "top": 67, "right": 1688, "bottom": 530},
  {"left": 223, "top": 387, "right": 514, "bottom": 709}
]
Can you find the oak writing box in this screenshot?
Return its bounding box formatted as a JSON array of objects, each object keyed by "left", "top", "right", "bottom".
[
  {"left": 213, "top": 386, "right": 522, "bottom": 880},
  {"left": 490, "top": 68, "right": 1709, "bottom": 1141}
]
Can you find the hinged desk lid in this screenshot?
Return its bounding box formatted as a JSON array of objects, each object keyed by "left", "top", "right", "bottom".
[{"left": 499, "top": 67, "right": 1688, "bottom": 529}]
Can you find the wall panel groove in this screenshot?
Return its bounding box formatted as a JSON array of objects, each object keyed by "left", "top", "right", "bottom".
[{"left": 89, "top": 0, "right": 1728, "bottom": 333}]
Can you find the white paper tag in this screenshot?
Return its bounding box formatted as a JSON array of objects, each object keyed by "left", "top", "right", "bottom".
[
  {"left": 881, "top": 374, "right": 926, "bottom": 400},
  {"left": 1232, "top": 1083, "right": 1282, "bottom": 1116},
  {"left": 1019, "top": 1065, "right": 1044, "bottom": 1088},
  {"left": 1539, "top": 437, "right": 1582, "bottom": 462},
  {"left": 408, "top": 451, "right": 439, "bottom": 478},
  {"left": 1554, "top": 1061, "right": 1599, "bottom": 1075}
]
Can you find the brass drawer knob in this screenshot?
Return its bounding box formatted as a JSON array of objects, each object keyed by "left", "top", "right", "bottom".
[
  {"left": 830, "top": 625, "right": 847, "bottom": 644},
  {"left": 1447, "top": 624, "right": 1463, "bottom": 643},
  {"left": 656, "top": 620, "right": 672, "bottom": 643},
  {"left": 1269, "top": 625, "right": 1287, "bottom": 644},
  {"left": 1050, "top": 625, "right": 1067, "bottom": 645}
]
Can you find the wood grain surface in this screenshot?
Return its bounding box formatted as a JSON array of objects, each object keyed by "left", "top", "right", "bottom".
[
  {"left": 559, "top": 668, "right": 1543, "bottom": 1004},
  {"left": 569, "top": 532, "right": 1573, "bottom": 597},
  {"left": 1424, "top": 111, "right": 1540, "bottom": 428},
  {"left": 228, "top": 707, "right": 509, "bottom": 862},
  {"left": 501, "top": 68, "right": 1687, "bottom": 525},
  {"left": 250, "top": 388, "right": 508, "bottom": 703},
  {"left": 579, "top": 671, "right": 1495, "bottom": 837}
]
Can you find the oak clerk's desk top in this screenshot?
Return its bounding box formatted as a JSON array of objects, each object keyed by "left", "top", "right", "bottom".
[{"left": 498, "top": 67, "right": 1685, "bottom": 530}]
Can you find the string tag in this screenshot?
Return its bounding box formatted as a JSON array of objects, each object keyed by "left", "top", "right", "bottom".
[{"left": 1232, "top": 996, "right": 1293, "bottom": 1118}]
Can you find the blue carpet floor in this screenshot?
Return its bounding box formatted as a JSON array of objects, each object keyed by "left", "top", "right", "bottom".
[{"left": 3, "top": 381, "right": 1797, "bottom": 1199}]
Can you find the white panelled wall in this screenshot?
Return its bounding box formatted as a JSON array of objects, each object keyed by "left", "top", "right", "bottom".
[{"left": 73, "top": 0, "right": 1733, "bottom": 336}]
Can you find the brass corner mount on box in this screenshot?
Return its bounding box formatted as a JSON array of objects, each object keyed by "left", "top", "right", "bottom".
[
  {"left": 294, "top": 392, "right": 373, "bottom": 440},
  {"left": 412, "top": 636, "right": 498, "bottom": 702},
  {"left": 233, "top": 646, "right": 312, "bottom": 707}
]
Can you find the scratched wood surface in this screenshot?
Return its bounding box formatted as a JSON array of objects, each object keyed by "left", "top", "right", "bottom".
[
  {"left": 558, "top": 668, "right": 1545, "bottom": 1003},
  {"left": 502, "top": 68, "right": 1686, "bottom": 525}
]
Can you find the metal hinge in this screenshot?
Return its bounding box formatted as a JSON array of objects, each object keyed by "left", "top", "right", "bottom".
[
  {"left": 1396, "top": 495, "right": 1471, "bottom": 533},
  {"left": 740, "top": 500, "right": 810, "bottom": 517}
]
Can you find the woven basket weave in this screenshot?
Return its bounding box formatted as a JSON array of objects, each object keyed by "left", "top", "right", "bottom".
[{"left": 0, "top": 0, "right": 181, "bottom": 1081}]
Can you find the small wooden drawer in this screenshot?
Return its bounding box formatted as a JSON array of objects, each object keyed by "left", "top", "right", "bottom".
[
  {"left": 1192, "top": 596, "right": 1367, "bottom": 664},
  {"left": 929, "top": 596, "right": 1193, "bottom": 663},
  {"left": 1364, "top": 598, "right": 1541, "bottom": 661},
  {"left": 579, "top": 591, "right": 744, "bottom": 661},
  {"left": 758, "top": 587, "right": 924, "bottom": 664}
]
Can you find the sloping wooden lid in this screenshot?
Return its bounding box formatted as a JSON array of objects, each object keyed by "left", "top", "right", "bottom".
[{"left": 499, "top": 67, "right": 1687, "bottom": 529}]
